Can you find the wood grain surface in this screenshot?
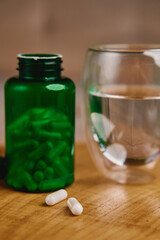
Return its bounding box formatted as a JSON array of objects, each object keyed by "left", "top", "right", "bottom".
[{"left": 1, "top": 143, "right": 160, "bottom": 240}]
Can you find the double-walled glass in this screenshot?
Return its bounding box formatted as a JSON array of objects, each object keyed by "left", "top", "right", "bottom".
[{"left": 82, "top": 44, "right": 160, "bottom": 184}]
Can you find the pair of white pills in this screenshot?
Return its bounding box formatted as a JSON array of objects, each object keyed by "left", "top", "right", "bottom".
[{"left": 45, "top": 189, "right": 83, "bottom": 216}]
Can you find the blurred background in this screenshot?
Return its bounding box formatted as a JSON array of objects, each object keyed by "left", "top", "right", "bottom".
[{"left": 0, "top": 0, "right": 160, "bottom": 146}]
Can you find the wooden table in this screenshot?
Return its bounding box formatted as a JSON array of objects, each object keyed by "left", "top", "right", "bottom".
[{"left": 0, "top": 143, "right": 160, "bottom": 240}]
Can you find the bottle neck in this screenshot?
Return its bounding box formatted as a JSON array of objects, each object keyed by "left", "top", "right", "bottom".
[{"left": 17, "top": 54, "right": 63, "bottom": 81}]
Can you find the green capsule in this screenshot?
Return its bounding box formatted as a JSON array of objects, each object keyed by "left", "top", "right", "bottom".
[
  {"left": 44, "top": 167, "right": 54, "bottom": 179},
  {"left": 10, "top": 129, "right": 21, "bottom": 138},
  {"left": 28, "top": 141, "right": 53, "bottom": 161},
  {"left": 38, "top": 177, "right": 66, "bottom": 191},
  {"left": 7, "top": 168, "right": 24, "bottom": 189},
  {"left": 51, "top": 121, "right": 72, "bottom": 131},
  {"left": 7, "top": 155, "right": 22, "bottom": 172},
  {"left": 26, "top": 160, "right": 35, "bottom": 171},
  {"left": 47, "top": 141, "right": 67, "bottom": 162},
  {"left": 28, "top": 108, "right": 52, "bottom": 120},
  {"left": 21, "top": 171, "right": 37, "bottom": 192},
  {"left": 33, "top": 171, "right": 44, "bottom": 183},
  {"left": 24, "top": 131, "right": 33, "bottom": 138},
  {"left": 12, "top": 179, "right": 24, "bottom": 189},
  {"left": 35, "top": 130, "right": 62, "bottom": 141},
  {"left": 28, "top": 107, "right": 45, "bottom": 116},
  {"left": 51, "top": 158, "right": 69, "bottom": 177},
  {"left": 13, "top": 139, "right": 39, "bottom": 151},
  {"left": 10, "top": 130, "right": 32, "bottom": 140},
  {"left": 36, "top": 160, "right": 47, "bottom": 170},
  {"left": 64, "top": 131, "right": 72, "bottom": 139},
  {"left": 61, "top": 156, "right": 73, "bottom": 172},
  {"left": 61, "top": 156, "right": 70, "bottom": 163},
  {"left": 30, "top": 119, "right": 51, "bottom": 129},
  {"left": 7, "top": 166, "right": 16, "bottom": 178},
  {"left": 53, "top": 112, "right": 68, "bottom": 122},
  {"left": 8, "top": 114, "right": 29, "bottom": 131}
]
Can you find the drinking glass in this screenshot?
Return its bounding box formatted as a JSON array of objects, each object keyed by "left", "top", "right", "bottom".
[{"left": 82, "top": 44, "right": 160, "bottom": 184}]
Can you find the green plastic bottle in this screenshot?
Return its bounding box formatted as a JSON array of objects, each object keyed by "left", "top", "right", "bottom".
[{"left": 5, "top": 54, "right": 75, "bottom": 192}]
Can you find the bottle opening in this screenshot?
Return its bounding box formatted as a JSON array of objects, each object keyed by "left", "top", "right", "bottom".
[
  {"left": 17, "top": 53, "right": 63, "bottom": 81},
  {"left": 17, "top": 53, "right": 63, "bottom": 60}
]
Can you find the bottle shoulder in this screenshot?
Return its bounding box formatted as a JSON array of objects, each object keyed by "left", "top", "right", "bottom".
[
  {"left": 61, "top": 76, "right": 75, "bottom": 89},
  {"left": 5, "top": 76, "right": 19, "bottom": 89},
  {"left": 5, "top": 76, "right": 18, "bottom": 83},
  {"left": 5, "top": 76, "right": 75, "bottom": 91}
]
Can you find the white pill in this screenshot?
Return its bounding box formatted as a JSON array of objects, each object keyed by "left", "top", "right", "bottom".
[
  {"left": 67, "top": 197, "right": 83, "bottom": 215},
  {"left": 45, "top": 189, "right": 67, "bottom": 206}
]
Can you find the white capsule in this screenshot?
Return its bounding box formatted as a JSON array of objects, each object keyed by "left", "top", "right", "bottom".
[
  {"left": 45, "top": 189, "right": 67, "bottom": 206},
  {"left": 67, "top": 197, "right": 83, "bottom": 215}
]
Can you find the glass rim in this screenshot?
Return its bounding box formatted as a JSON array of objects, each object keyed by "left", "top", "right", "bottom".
[{"left": 89, "top": 44, "right": 160, "bottom": 53}]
